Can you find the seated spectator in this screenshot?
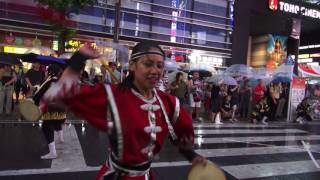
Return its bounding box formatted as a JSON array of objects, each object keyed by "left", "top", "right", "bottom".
[
  {"left": 221, "top": 95, "right": 233, "bottom": 122},
  {"left": 296, "top": 98, "right": 312, "bottom": 124},
  {"left": 251, "top": 97, "right": 270, "bottom": 125}
]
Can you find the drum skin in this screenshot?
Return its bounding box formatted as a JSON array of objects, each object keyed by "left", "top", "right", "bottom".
[
  {"left": 19, "top": 99, "right": 41, "bottom": 121},
  {"left": 188, "top": 162, "right": 226, "bottom": 180}
]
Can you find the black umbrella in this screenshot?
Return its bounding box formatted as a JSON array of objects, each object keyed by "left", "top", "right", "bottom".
[
  {"left": 0, "top": 52, "right": 22, "bottom": 65},
  {"left": 19, "top": 53, "right": 67, "bottom": 66}
]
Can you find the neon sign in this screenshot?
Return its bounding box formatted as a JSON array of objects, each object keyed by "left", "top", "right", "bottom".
[{"left": 273, "top": 1, "right": 320, "bottom": 20}]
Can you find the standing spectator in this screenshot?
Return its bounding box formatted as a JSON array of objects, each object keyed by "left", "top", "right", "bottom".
[
  {"left": 25, "top": 62, "right": 45, "bottom": 96},
  {"left": 105, "top": 62, "right": 121, "bottom": 84},
  {"left": 228, "top": 84, "right": 240, "bottom": 122},
  {"left": 100, "top": 65, "right": 108, "bottom": 84},
  {"left": 254, "top": 79, "right": 265, "bottom": 104},
  {"left": 276, "top": 83, "right": 289, "bottom": 118},
  {"left": 170, "top": 72, "right": 188, "bottom": 104},
  {"left": 203, "top": 83, "right": 212, "bottom": 119},
  {"left": 0, "top": 64, "right": 16, "bottom": 115},
  {"left": 211, "top": 82, "right": 227, "bottom": 124},
  {"left": 239, "top": 79, "right": 251, "bottom": 119},
  {"left": 188, "top": 71, "right": 203, "bottom": 121},
  {"left": 268, "top": 83, "right": 280, "bottom": 121},
  {"left": 14, "top": 65, "right": 24, "bottom": 104},
  {"left": 157, "top": 72, "right": 169, "bottom": 92}
]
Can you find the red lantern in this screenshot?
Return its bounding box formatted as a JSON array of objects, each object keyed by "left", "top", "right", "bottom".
[
  {"left": 24, "top": 38, "right": 32, "bottom": 46},
  {"left": 4, "top": 34, "right": 14, "bottom": 44}
]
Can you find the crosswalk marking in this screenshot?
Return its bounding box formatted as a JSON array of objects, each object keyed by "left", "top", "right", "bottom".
[
  {"left": 223, "top": 160, "right": 320, "bottom": 179},
  {"left": 52, "top": 125, "right": 86, "bottom": 169},
  {"left": 195, "top": 129, "right": 307, "bottom": 134},
  {"left": 195, "top": 144, "right": 320, "bottom": 157},
  {"left": 193, "top": 123, "right": 283, "bottom": 128},
  {"left": 196, "top": 135, "right": 320, "bottom": 144},
  {"left": 1, "top": 121, "right": 320, "bottom": 180},
  {"left": 2, "top": 143, "right": 319, "bottom": 176}
]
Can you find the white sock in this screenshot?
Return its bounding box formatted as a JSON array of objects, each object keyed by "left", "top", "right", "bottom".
[
  {"left": 262, "top": 116, "right": 268, "bottom": 124},
  {"left": 215, "top": 113, "right": 223, "bottom": 124},
  {"left": 58, "top": 130, "right": 64, "bottom": 143},
  {"left": 41, "top": 142, "right": 57, "bottom": 159}
]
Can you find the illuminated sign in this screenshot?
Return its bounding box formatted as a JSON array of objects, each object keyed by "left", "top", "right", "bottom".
[
  {"left": 310, "top": 53, "right": 320, "bottom": 58},
  {"left": 269, "top": 0, "right": 278, "bottom": 11},
  {"left": 298, "top": 58, "right": 313, "bottom": 63},
  {"left": 276, "top": 1, "right": 320, "bottom": 20},
  {"left": 298, "top": 54, "right": 309, "bottom": 59},
  {"left": 65, "top": 40, "right": 82, "bottom": 52},
  {"left": 52, "top": 40, "right": 59, "bottom": 51},
  {"left": 4, "top": 46, "right": 28, "bottom": 54},
  {"left": 299, "top": 44, "right": 320, "bottom": 49}
]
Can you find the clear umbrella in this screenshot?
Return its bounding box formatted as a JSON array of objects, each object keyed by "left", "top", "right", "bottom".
[
  {"left": 165, "top": 58, "right": 178, "bottom": 72},
  {"left": 206, "top": 75, "right": 237, "bottom": 85},
  {"left": 224, "top": 64, "right": 253, "bottom": 77},
  {"left": 168, "top": 71, "right": 188, "bottom": 84}
]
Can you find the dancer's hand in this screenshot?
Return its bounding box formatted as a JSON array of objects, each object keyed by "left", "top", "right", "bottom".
[
  {"left": 178, "top": 135, "right": 194, "bottom": 150},
  {"left": 192, "top": 155, "right": 208, "bottom": 168}
]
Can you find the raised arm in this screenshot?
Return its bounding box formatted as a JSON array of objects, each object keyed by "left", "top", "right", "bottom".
[{"left": 43, "top": 44, "right": 109, "bottom": 131}]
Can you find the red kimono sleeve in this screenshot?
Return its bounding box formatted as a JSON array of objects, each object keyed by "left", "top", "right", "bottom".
[
  {"left": 172, "top": 104, "right": 198, "bottom": 162},
  {"left": 173, "top": 107, "right": 194, "bottom": 140},
  {"left": 63, "top": 83, "right": 108, "bottom": 131}
]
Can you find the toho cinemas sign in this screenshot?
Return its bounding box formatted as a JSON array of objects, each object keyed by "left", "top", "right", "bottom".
[{"left": 269, "top": 0, "right": 320, "bottom": 20}]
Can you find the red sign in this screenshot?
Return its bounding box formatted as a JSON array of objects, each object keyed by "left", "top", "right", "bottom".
[
  {"left": 292, "top": 77, "right": 306, "bottom": 89},
  {"left": 269, "top": 0, "right": 278, "bottom": 11}
]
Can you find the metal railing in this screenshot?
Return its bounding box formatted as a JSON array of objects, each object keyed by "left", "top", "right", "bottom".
[
  {"left": 127, "top": 0, "right": 231, "bottom": 20},
  {"left": 120, "top": 9, "right": 231, "bottom": 31},
  {"left": 119, "top": 26, "right": 232, "bottom": 46}
]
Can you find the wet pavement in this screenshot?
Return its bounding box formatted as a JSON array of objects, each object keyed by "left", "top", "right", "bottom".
[{"left": 0, "top": 120, "right": 320, "bottom": 180}]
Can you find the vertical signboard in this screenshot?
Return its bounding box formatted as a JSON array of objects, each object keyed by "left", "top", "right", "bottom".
[{"left": 289, "top": 77, "right": 306, "bottom": 121}]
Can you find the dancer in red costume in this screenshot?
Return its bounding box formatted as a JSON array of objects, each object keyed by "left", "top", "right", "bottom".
[{"left": 43, "top": 42, "right": 207, "bottom": 180}]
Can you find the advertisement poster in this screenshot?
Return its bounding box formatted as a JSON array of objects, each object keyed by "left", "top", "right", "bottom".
[
  {"left": 266, "top": 35, "right": 288, "bottom": 72},
  {"left": 289, "top": 77, "right": 306, "bottom": 121}
]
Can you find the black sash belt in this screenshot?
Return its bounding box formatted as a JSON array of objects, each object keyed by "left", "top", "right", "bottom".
[{"left": 103, "top": 153, "right": 151, "bottom": 179}]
